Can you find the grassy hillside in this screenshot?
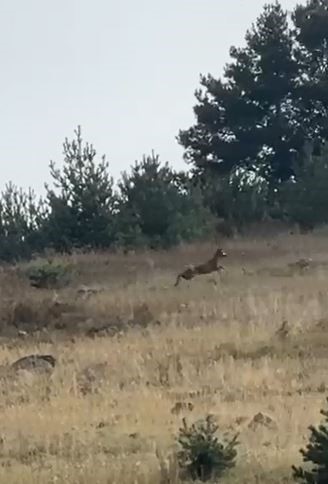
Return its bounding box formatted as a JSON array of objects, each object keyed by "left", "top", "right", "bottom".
[{"left": 1, "top": 232, "right": 328, "bottom": 483}]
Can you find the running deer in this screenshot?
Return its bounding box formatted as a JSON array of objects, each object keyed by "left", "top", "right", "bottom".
[{"left": 174, "top": 248, "right": 227, "bottom": 287}]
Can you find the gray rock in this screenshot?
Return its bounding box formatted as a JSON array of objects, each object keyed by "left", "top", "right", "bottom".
[{"left": 11, "top": 354, "right": 56, "bottom": 373}]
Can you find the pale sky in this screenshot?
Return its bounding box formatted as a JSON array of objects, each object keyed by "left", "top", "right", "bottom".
[{"left": 0, "top": 0, "right": 299, "bottom": 194}]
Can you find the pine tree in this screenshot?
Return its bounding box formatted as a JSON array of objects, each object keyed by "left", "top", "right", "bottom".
[
  {"left": 292, "top": 397, "right": 328, "bottom": 483},
  {"left": 178, "top": 2, "right": 300, "bottom": 185},
  {"left": 177, "top": 415, "right": 239, "bottom": 482},
  {"left": 279, "top": 142, "right": 328, "bottom": 230},
  {"left": 45, "top": 126, "right": 116, "bottom": 251},
  {"left": 0, "top": 183, "right": 46, "bottom": 261},
  {"left": 117, "top": 152, "right": 215, "bottom": 248},
  {"left": 292, "top": 0, "right": 328, "bottom": 153}
]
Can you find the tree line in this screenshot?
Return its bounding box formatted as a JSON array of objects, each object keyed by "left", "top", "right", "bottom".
[{"left": 2, "top": 0, "right": 328, "bottom": 262}]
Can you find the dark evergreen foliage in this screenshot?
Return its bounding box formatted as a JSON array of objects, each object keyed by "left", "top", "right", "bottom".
[
  {"left": 117, "top": 152, "right": 215, "bottom": 248},
  {"left": 178, "top": 2, "right": 301, "bottom": 184},
  {"left": 44, "top": 126, "right": 117, "bottom": 251},
  {"left": 177, "top": 415, "right": 238, "bottom": 482},
  {"left": 279, "top": 142, "right": 328, "bottom": 230},
  {"left": 0, "top": 183, "right": 46, "bottom": 262},
  {"left": 292, "top": 0, "right": 328, "bottom": 154},
  {"left": 178, "top": 1, "right": 328, "bottom": 187},
  {"left": 293, "top": 397, "right": 328, "bottom": 483}
]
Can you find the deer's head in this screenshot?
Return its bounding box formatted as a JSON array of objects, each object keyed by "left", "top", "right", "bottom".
[{"left": 215, "top": 248, "right": 227, "bottom": 258}]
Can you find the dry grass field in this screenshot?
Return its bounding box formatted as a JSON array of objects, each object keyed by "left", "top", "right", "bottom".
[{"left": 1, "top": 231, "right": 328, "bottom": 483}]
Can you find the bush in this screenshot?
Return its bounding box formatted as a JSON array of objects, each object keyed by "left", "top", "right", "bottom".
[
  {"left": 176, "top": 415, "right": 238, "bottom": 482},
  {"left": 0, "top": 183, "right": 47, "bottom": 262},
  {"left": 199, "top": 167, "right": 270, "bottom": 233},
  {"left": 280, "top": 142, "right": 328, "bottom": 231},
  {"left": 25, "top": 259, "right": 72, "bottom": 289},
  {"left": 45, "top": 126, "right": 117, "bottom": 252},
  {"left": 117, "top": 152, "right": 216, "bottom": 248},
  {"left": 292, "top": 397, "right": 328, "bottom": 483}
]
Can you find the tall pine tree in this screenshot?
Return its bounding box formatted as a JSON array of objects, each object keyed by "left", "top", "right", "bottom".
[
  {"left": 292, "top": 397, "right": 328, "bottom": 483},
  {"left": 45, "top": 126, "right": 117, "bottom": 251},
  {"left": 178, "top": 2, "right": 301, "bottom": 185},
  {"left": 293, "top": 0, "right": 328, "bottom": 153}
]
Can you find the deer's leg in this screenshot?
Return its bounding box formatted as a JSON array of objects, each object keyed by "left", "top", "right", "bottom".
[
  {"left": 210, "top": 267, "right": 225, "bottom": 286},
  {"left": 174, "top": 274, "right": 182, "bottom": 287},
  {"left": 175, "top": 269, "right": 195, "bottom": 287}
]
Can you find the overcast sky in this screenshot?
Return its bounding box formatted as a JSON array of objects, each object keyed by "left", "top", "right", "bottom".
[{"left": 0, "top": 0, "right": 299, "bottom": 194}]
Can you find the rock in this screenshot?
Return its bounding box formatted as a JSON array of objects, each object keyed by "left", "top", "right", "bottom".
[
  {"left": 0, "top": 356, "right": 55, "bottom": 404},
  {"left": 11, "top": 354, "right": 56, "bottom": 374},
  {"left": 248, "top": 412, "right": 277, "bottom": 431}
]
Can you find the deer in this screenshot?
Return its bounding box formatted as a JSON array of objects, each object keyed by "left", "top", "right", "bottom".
[{"left": 174, "top": 248, "right": 227, "bottom": 287}]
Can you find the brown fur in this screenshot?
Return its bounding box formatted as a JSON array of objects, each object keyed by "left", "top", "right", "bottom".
[{"left": 175, "top": 248, "right": 227, "bottom": 287}]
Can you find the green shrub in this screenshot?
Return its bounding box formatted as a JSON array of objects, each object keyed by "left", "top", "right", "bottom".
[
  {"left": 280, "top": 143, "right": 328, "bottom": 231},
  {"left": 199, "top": 167, "right": 270, "bottom": 234},
  {"left": 0, "top": 183, "right": 47, "bottom": 262},
  {"left": 117, "top": 152, "right": 216, "bottom": 249},
  {"left": 176, "top": 415, "right": 238, "bottom": 482},
  {"left": 45, "top": 126, "right": 117, "bottom": 252},
  {"left": 25, "top": 259, "right": 72, "bottom": 289},
  {"left": 292, "top": 397, "right": 328, "bottom": 483}
]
